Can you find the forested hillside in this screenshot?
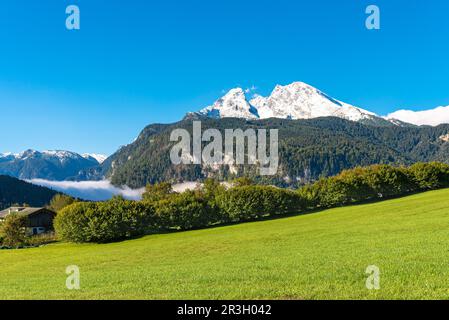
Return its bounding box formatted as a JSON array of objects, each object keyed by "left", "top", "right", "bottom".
[
  {"left": 85, "top": 116, "right": 449, "bottom": 188},
  {"left": 0, "top": 175, "right": 58, "bottom": 210}
]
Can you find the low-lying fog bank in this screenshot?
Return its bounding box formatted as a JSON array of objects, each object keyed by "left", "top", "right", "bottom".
[{"left": 28, "top": 179, "right": 199, "bottom": 201}]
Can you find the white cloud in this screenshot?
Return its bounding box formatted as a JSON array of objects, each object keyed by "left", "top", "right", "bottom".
[
  {"left": 387, "top": 105, "right": 449, "bottom": 126},
  {"left": 28, "top": 179, "right": 144, "bottom": 201},
  {"left": 172, "top": 181, "right": 199, "bottom": 193}
]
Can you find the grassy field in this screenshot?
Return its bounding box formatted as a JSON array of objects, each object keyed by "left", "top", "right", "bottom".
[{"left": 1, "top": 188, "right": 449, "bottom": 300}]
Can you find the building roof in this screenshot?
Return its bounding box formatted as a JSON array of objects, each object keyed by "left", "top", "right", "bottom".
[{"left": 0, "top": 207, "right": 53, "bottom": 219}]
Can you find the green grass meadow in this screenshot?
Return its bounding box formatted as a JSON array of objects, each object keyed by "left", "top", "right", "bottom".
[{"left": 1, "top": 188, "right": 449, "bottom": 300}]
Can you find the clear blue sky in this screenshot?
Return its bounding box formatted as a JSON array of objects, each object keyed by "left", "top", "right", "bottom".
[{"left": 1, "top": 0, "right": 449, "bottom": 155}]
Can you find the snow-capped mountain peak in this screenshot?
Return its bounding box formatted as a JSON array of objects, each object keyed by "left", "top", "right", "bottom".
[
  {"left": 82, "top": 153, "right": 108, "bottom": 164},
  {"left": 250, "top": 81, "right": 376, "bottom": 121},
  {"left": 0, "top": 152, "right": 16, "bottom": 162},
  {"left": 194, "top": 81, "right": 386, "bottom": 124},
  {"left": 0, "top": 152, "right": 14, "bottom": 158},
  {"left": 198, "top": 88, "right": 259, "bottom": 119}
]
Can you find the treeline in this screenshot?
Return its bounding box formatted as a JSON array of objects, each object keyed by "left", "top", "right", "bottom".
[
  {"left": 299, "top": 162, "right": 449, "bottom": 208},
  {"left": 55, "top": 162, "right": 449, "bottom": 243}
]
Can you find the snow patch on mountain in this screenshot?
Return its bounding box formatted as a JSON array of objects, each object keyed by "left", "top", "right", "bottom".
[
  {"left": 198, "top": 88, "right": 259, "bottom": 119},
  {"left": 83, "top": 153, "right": 108, "bottom": 164},
  {"left": 41, "top": 150, "right": 88, "bottom": 163},
  {"left": 250, "top": 82, "right": 376, "bottom": 121},
  {"left": 0, "top": 150, "right": 106, "bottom": 165},
  {"left": 0, "top": 149, "right": 105, "bottom": 181},
  {"left": 0, "top": 152, "right": 16, "bottom": 159}
]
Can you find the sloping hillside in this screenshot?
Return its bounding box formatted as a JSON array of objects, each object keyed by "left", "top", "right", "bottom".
[
  {"left": 1, "top": 188, "right": 449, "bottom": 299},
  {"left": 0, "top": 175, "right": 58, "bottom": 210}
]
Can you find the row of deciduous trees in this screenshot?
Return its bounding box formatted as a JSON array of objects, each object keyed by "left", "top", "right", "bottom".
[{"left": 54, "top": 162, "right": 449, "bottom": 243}]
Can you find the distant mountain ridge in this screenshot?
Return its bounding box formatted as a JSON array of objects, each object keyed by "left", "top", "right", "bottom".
[
  {"left": 195, "top": 82, "right": 410, "bottom": 127},
  {"left": 0, "top": 150, "right": 106, "bottom": 181}
]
